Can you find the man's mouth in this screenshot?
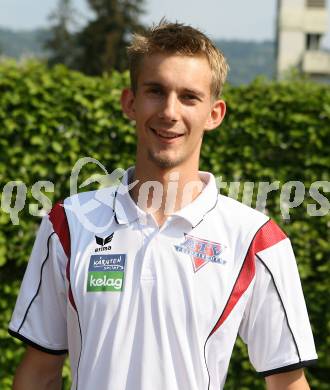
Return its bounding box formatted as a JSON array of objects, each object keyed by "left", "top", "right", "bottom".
[{"left": 150, "top": 127, "right": 184, "bottom": 139}]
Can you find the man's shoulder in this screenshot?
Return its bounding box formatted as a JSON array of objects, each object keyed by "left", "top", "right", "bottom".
[
  {"left": 63, "top": 185, "right": 117, "bottom": 208},
  {"left": 58, "top": 185, "right": 118, "bottom": 230},
  {"left": 216, "top": 194, "right": 269, "bottom": 231}
]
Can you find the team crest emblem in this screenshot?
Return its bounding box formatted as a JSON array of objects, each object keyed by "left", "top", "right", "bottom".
[{"left": 175, "top": 235, "right": 226, "bottom": 272}]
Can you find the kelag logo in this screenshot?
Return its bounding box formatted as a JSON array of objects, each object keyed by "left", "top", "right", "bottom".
[
  {"left": 88, "top": 273, "right": 123, "bottom": 291},
  {"left": 87, "top": 254, "right": 126, "bottom": 292}
]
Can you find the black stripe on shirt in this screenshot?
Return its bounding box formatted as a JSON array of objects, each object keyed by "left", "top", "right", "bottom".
[
  {"left": 260, "top": 359, "right": 318, "bottom": 377},
  {"left": 8, "top": 329, "right": 68, "bottom": 355}
]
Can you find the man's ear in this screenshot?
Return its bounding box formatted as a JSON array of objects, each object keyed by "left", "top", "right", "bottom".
[
  {"left": 204, "top": 99, "right": 226, "bottom": 131},
  {"left": 121, "top": 88, "right": 136, "bottom": 121}
]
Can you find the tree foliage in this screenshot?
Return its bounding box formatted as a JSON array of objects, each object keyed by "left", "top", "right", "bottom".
[
  {"left": 45, "top": 0, "right": 79, "bottom": 67},
  {"left": 45, "top": 0, "right": 145, "bottom": 74},
  {"left": 0, "top": 60, "right": 329, "bottom": 389},
  {"left": 75, "top": 0, "right": 145, "bottom": 74}
]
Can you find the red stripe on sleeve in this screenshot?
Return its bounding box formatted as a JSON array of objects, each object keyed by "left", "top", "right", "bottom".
[
  {"left": 209, "top": 219, "right": 286, "bottom": 336},
  {"left": 252, "top": 219, "right": 287, "bottom": 254},
  {"left": 48, "top": 202, "right": 70, "bottom": 258},
  {"left": 48, "top": 201, "right": 77, "bottom": 311}
]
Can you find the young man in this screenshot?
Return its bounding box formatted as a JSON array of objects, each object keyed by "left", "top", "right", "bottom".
[{"left": 9, "top": 21, "right": 317, "bottom": 390}]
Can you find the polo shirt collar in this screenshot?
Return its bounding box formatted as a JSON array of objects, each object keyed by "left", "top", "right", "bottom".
[
  {"left": 172, "top": 171, "right": 218, "bottom": 227},
  {"left": 113, "top": 167, "right": 143, "bottom": 224},
  {"left": 114, "top": 168, "right": 219, "bottom": 227}
]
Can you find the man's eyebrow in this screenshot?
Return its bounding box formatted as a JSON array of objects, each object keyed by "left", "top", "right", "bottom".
[
  {"left": 142, "top": 81, "right": 163, "bottom": 88},
  {"left": 142, "top": 82, "right": 205, "bottom": 98}
]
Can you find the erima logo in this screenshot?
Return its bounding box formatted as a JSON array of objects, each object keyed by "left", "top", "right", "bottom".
[{"left": 95, "top": 233, "right": 114, "bottom": 252}]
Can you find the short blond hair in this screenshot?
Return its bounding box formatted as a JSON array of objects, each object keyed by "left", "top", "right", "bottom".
[{"left": 127, "top": 20, "right": 229, "bottom": 99}]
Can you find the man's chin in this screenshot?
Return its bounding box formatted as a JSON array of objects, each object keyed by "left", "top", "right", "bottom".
[{"left": 147, "top": 151, "right": 183, "bottom": 169}]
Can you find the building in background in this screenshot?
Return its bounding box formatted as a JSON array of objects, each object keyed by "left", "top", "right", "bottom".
[{"left": 276, "top": 0, "right": 330, "bottom": 81}]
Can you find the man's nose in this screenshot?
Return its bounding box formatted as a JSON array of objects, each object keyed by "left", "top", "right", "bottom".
[{"left": 158, "top": 94, "right": 180, "bottom": 121}]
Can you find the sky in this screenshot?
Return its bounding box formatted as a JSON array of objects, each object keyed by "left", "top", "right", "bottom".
[{"left": 0, "top": 0, "right": 330, "bottom": 47}]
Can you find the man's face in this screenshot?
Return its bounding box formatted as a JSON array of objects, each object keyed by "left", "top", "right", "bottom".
[{"left": 122, "top": 53, "right": 226, "bottom": 171}]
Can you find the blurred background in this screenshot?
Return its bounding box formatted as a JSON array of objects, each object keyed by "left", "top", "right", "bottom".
[{"left": 0, "top": 0, "right": 329, "bottom": 84}]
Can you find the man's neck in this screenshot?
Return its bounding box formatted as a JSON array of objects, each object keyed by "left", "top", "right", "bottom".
[{"left": 129, "top": 163, "right": 205, "bottom": 226}]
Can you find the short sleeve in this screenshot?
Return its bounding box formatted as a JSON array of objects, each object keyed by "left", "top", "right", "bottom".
[
  {"left": 8, "top": 202, "right": 70, "bottom": 355},
  {"left": 239, "top": 221, "right": 318, "bottom": 376}
]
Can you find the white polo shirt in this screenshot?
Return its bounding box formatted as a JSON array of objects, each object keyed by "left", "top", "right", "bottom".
[{"left": 9, "top": 169, "right": 317, "bottom": 390}]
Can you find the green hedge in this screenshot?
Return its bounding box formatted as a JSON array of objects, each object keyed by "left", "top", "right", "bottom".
[{"left": 0, "top": 60, "right": 329, "bottom": 389}]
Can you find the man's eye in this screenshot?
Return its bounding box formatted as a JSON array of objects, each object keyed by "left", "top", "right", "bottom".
[
  {"left": 183, "top": 94, "right": 198, "bottom": 101},
  {"left": 149, "top": 88, "right": 162, "bottom": 95}
]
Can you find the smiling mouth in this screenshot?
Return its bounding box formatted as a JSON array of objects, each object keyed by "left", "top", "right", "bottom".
[{"left": 150, "top": 127, "right": 184, "bottom": 139}]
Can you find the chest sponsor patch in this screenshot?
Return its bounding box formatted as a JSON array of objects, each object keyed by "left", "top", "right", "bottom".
[
  {"left": 87, "top": 254, "right": 126, "bottom": 292},
  {"left": 175, "top": 235, "right": 226, "bottom": 272}
]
